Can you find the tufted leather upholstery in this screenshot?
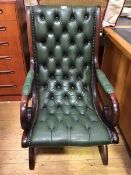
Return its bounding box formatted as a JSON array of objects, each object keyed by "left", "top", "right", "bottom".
[{"left": 26, "top": 5, "right": 115, "bottom": 147}]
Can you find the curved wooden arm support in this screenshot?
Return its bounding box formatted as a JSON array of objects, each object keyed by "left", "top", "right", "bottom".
[
  {"left": 21, "top": 83, "right": 37, "bottom": 148},
  {"left": 109, "top": 93, "right": 120, "bottom": 125},
  {"left": 21, "top": 130, "right": 29, "bottom": 148},
  {"left": 102, "top": 92, "right": 120, "bottom": 127},
  {"left": 20, "top": 95, "right": 32, "bottom": 130}
]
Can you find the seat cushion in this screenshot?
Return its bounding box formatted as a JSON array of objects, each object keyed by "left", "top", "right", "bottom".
[{"left": 30, "top": 106, "right": 112, "bottom": 147}]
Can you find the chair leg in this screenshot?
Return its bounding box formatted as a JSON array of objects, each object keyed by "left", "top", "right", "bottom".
[
  {"left": 98, "top": 145, "right": 108, "bottom": 165},
  {"left": 29, "top": 147, "right": 35, "bottom": 170}
]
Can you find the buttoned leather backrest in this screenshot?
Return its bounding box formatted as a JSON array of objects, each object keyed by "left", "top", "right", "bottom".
[{"left": 30, "top": 6, "right": 98, "bottom": 111}]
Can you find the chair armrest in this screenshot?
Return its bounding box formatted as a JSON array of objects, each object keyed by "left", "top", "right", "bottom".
[
  {"left": 96, "top": 69, "right": 120, "bottom": 126},
  {"left": 22, "top": 70, "right": 34, "bottom": 96},
  {"left": 96, "top": 69, "right": 114, "bottom": 94},
  {"left": 20, "top": 70, "right": 34, "bottom": 130},
  {"left": 20, "top": 96, "right": 30, "bottom": 130}
]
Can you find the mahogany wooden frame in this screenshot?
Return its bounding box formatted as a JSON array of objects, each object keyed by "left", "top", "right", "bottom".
[
  {"left": 94, "top": 7, "right": 119, "bottom": 166},
  {"left": 95, "top": 7, "right": 120, "bottom": 127},
  {"left": 20, "top": 6, "right": 120, "bottom": 170}
]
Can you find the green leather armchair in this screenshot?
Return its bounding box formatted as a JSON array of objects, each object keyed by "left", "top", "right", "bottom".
[{"left": 20, "top": 5, "right": 119, "bottom": 170}]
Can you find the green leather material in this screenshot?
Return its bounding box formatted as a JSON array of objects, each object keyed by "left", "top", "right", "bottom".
[
  {"left": 30, "top": 107, "right": 111, "bottom": 146},
  {"left": 28, "top": 6, "right": 113, "bottom": 147},
  {"left": 96, "top": 69, "right": 115, "bottom": 94},
  {"left": 22, "top": 70, "right": 34, "bottom": 96}
]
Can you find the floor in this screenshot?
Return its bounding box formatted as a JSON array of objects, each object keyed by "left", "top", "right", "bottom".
[{"left": 0, "top": 102, "right": 131, "bottom": 175}]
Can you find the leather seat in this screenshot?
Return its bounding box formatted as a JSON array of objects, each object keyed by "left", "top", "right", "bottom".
[
  {"left": 20, "top": 5, "right": 119, "bottom": 170},
  {"left": 31, "top": 106, "right": 111, "bottom": 146}
]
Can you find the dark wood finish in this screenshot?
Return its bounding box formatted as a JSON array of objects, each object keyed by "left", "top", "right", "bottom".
[
  {"left": 20, "top": 95, "right": 29, "bottom": 130},
  {"left": 94, "top": 8, "right": 119, "bottom": 128},
  {"left": 20, "top": 9, "right": 35, "bottom": 145},
  {"left": 99, "top": 90, "right": 120, "bottom": 127},
  {"left": 29, "top": 147, "right": 35, "bottom": 170},
  {"left": 98, "top": 145, "right": 108, "bottom": 165},
  {"left": 0, "top": 0, "right": 29, "bottom": 101},
  {"left": 102, "top": 27, "right": 131, "bottom": 149},
  {"left": 21, "top": 130, "right": 29, "bottom": 148},
  {"left": 20, "top": 8, "right": 36, "bottom": 150},
  {"left": 109, "top": 93, "right": 120, "bottom": 125}
]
